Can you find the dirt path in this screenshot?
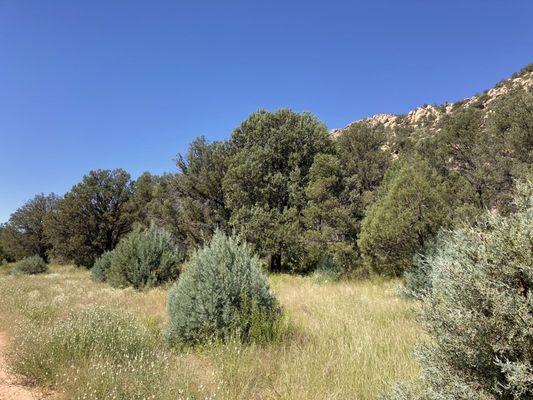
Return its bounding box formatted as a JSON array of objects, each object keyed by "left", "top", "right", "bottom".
[{"left": 0, "top": 331, "right": 54, "bottom": 400}]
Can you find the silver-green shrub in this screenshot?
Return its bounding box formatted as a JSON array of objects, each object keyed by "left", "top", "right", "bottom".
[
  {"left": 167, "top": 231, "right": 281, "bottom": 344},
  {"left": 107, "top": 227, "right": 182, "bottom": 289},
  {"left": 389, "top": 180, "right": 533, "bottom": 400},
  {"left": 91, "top": 250, "right": 113, "bottom": 282},
  {"left": 402, "top": 231, "right": 451, "bottom": 300},
  {"left": 12, "top": 255, "right": 48, "bottom": 275}
]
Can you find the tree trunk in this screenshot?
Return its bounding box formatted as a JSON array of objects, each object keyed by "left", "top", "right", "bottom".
[{"left": 269, "top": 253, "right": 282, "bottom": 272}]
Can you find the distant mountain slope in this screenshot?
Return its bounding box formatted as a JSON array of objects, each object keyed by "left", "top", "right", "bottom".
[{"left": 332, "top": 64, "right": 533, "bottom": 137}]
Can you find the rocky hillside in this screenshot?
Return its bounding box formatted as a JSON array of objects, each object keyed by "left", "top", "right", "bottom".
[{"left": 332, "top": 64, "right": 533, "bottom": 137}]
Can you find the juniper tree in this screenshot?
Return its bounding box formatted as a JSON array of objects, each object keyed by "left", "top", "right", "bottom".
[
  {"left": 172, "top": 137, "right": 231, "bottom": 250},
  {"left": 223, "top": 109, "right": 333, "bottom": 272},
  {"left": 431, "top": 91, "right": 533, "bottom": 213},
  {"left": 2, "top": 193, "right": 59, "bottom": 261},
  {"left": 335, "top": 122, "right": 391, "bottom": 216},
  {"left": 45, "top": 169, "right": 134, "bottom": 267},
  {"left": 302, "top": 153, "right": 358, "bottom": 273},
  {"left": 131, "top": 172, "right": 160, "bottom": 229},
  {"left": 358, "top": 157, "right": 452, "bottom": 275}
]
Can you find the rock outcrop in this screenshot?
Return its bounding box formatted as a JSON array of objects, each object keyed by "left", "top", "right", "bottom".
[{"left": 332, "top": 65, "right": 533, "bottom": 137}]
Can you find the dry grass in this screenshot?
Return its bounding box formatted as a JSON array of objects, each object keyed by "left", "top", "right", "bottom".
[{"left": 0, "top": 264, "right": 421, "bottom": 399}]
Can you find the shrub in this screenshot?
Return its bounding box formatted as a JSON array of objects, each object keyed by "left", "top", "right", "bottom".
[
  {"left": 107, "top": 227, "right": 182, "bottom": 289},
  {"left": 312, "top": 254, "right": 346, "bottom": 282},
  {"left": 167, "top": 231, "right": 282, "bottom": 344},
  {"left": 389, "top": 180, "right": 533, "bottom": 400},
  {"left": 9, "top": 306, "right": 156, "bottom": 384},
  {"left": 12, "top": 255, "right": 48, "bottom": 275},
  {"left": 402, "top": 232, "right": 450, "bottom": 299},
  {"left": 91, "top": 250, "right": 114, "bottom": 282}
]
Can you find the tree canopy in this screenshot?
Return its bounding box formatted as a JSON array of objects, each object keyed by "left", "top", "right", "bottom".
[
  {"left": 223, "top": 109, "right": 333, "bottom": 272},
  {"left": 45, "top": 169, "right": 135, "bottom": 267}
]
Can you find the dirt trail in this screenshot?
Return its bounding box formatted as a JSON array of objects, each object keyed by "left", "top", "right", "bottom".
[{"left": 0, "top": 331, "right": 54, "bottom": 400}]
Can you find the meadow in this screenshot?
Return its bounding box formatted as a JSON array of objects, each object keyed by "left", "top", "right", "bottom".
[{"left": 0, "top": 264, "right": 420, "bottom": 400}]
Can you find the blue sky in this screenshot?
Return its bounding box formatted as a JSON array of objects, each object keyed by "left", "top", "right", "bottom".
[{"left": 1, "top": 0, "right": 532, "bottom": 222}]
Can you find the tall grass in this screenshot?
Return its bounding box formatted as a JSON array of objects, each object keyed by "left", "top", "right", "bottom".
[{"left": 0, "top": 265, "right": 420, "bottom": 399}]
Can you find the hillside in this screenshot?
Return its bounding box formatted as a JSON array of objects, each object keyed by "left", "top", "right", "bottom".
[{"left": 332, "top": 64, "right": 533, "bottom": 137}]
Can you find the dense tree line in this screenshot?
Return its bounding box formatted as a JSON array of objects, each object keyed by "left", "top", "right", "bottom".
[{"left": 1, "top": 85, "right": 531, "bottom": 277}]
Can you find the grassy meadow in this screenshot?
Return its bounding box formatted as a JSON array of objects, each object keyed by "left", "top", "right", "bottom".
[{"left": 0, "top": 264, "right": 421, "bottom": 399}]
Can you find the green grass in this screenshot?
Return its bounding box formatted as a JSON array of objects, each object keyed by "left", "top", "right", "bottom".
[{"left": 0, "top": 265, "right": 421, "bottom": 399}]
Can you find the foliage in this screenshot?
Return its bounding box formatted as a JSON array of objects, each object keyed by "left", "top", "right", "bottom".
[
  {"left": 0, "top": 193, "right": 58, "bottom": 261},
  {"left": 427, "top": 89, "right": 533, "bottom": 212},
  {"left": 335, "top": 122, "right": 391, "bottom": 213},
  {"left": 223, "top": 109, "right": 333, "bottom": 272},
  {"left": 358, "top": 157, "right": 452, "bottom": 276},
  {"left": 3, "top": 69, "right": 532, "bottom": 278},
  {"left": 45, "top": 169, "right": 135, "bottom": 267},
  {"left": 12, "top": 255, "right": 48, "bottom": 275},
  {"left": 302, "top": 153, "right": 359, "bottom": 274},
  {"left": 167, "top": 231, "right": 281, "bottom": 343},
  {"left": 106, "top": 226, "right": 182, "bottom": 289},
  {"left": 173, "top": 136, "right": 232, "bottom": 250},
  {"left": 402, "top": 231, "right": 450, "bottom": 299},
  {"left": 91, "top": 250, "right": 114, "bottom": 282},
  {"left": 389, "top": 180, "right": 533, "bottom": 400},
  {"left": 130, "top": 172, "right": 160, "bottom": 229},
  {"left": 0, "top": 224, "right": 12, "bottom": 263}
]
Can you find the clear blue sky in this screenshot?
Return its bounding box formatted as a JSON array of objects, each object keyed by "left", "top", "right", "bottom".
[{"left": 1, "top": 0, "right": 532, "bottom": 222}]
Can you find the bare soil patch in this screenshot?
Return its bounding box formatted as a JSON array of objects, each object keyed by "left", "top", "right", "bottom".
[{"left": 0, "top": 332, "right": 55, "bottom": 400}]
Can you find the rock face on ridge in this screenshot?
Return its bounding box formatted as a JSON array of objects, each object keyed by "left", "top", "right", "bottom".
[{"left": 331, "top": 64, "right": 533, "bottom": 138}]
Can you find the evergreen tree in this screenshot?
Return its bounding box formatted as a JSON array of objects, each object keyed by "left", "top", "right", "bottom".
[
  {"left": 223, "top": 109, "right": 333, "bottom": 272},
  {"left": 172, "top": 136, "right": 231, "bottom": 250},
  {"left": 430, "top": 94, "right": 533, "bottom": 213},
  {"left": 484, "top": 87, "right": 533, "bottom": 211},
  {"left": 0, "top": 224, "right": 13, "bottom": 262},
  {"left": 131, "top": 172, "right": 160, "bottom": 228},
  {"left": 335, "top": 122, "right": 391, "bottom": 216},
  {"left": 45, "top": 169, "right": 134, "bottom": 267},
  {"left": 2, "top": 193, "right": 58, "bottom": 261},
  {"left": 302, "top": 154, "right": 358, "bottom": 273},
  {"left": 358, "top": 157, "right": 452, "bottom": 275}
]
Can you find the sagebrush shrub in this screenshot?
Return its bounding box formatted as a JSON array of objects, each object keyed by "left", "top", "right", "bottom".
[
  {"left": 167, "top": 231, "right": 282, "bottom": 343},
  {"left": 402, "top": 232, "right": 451, "bottom": 299},
  {"left": 107, "top": 227, "right": 182, "bottom": 289},
  {"left": 12, "top": 255, "right": 48, "bottom": 275},
  {"left": 91, "top": 250, "right": 114, "bottom": 282},
  {"left": 389, "top": 180, "right": 533, "bottom": 400}
]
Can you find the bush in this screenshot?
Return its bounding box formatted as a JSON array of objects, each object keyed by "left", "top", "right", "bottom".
[
  {"left": 389, "top": 180, "right": 533, "bottom": 400},
  {"left": 12, "top": 255, "right": 48, "bottom": 275},
  {"left": 9, "top": 306, "right": 156, "bottom": 384},
  {"left": 402, "top": 232, "right": 450, "bottom": 299},
  {"left": 91, "top": 250, "right": 114, "bottom": 282},
  {"left": 107, "top": 227, "right": 182, "bottom": 289},
  {"left": 167, "top": 231, "right": 282, "bottom": 344},
  {"left": 312, "top": 254, "right": 346, "bottom": 282}
]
